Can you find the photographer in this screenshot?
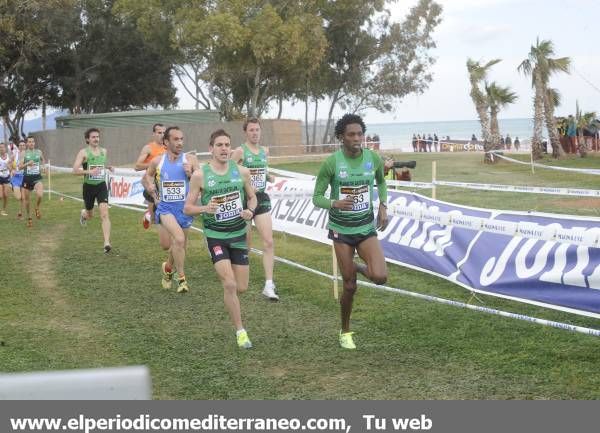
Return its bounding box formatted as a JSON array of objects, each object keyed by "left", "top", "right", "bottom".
[{"left": 384, "top": 157, "right": 415, "bottom": 181}]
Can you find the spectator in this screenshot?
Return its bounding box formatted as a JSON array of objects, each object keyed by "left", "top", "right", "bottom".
[
  {"left": 567, "top": 114, "right": 577, "bottom": 154},
  {"left": 372, "top": 133, "right": 380, "bottom": 150},
  {"left": 433, "top": 133, "right": 439, "bottom": 152},
  {"left": 500, "top": 136, "right": 505, "bottom": 149},
  {"left": 514, "top": 136, "right": 520, "bottom": 151},
  {"left": 427, "top": 134, "right": 433, "bottom": 152},
  {"left": 505, "top": 134, "right": 512, "bottom": 150},
  {"left": 471, "top": 133, "right": 477, "bottom": 143},
  {"left": 412, "top": 134, "right": 418, "bottom": 152}
]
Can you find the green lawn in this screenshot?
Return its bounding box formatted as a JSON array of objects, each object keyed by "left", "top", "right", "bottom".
[{"left": 1, "top": 152, "right": 599, "bottom": 399}]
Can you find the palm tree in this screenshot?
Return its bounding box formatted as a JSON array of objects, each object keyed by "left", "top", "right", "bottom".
[
  {"left": 485, "top": 82, "right": 518, "bottom": 149},
  {"left": 518, "top": 38, "right": 570, "bottom": 160},
  {"left": 543, "top": 88, "right": 565, "bottom": 158},
  {"left": 467, "top": 58, "right": 500, "bottom": 162}
]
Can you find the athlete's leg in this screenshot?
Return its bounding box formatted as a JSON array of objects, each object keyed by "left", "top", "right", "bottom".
[
  {"left": 13, "top": 186, "right": 23, "bottom": 217},
  {"left": 1, "top": 184, "right": 8, "bottom": 212},
  {"left": 98, "top": 202, "right": 111, "bottom": 246},
  {"left": 215, "top": 259, "right": 244, "bottom": 330},
  {"left": 356, "top": 236, "right": 388, "bottom": 285},
  {"left": 232, "top": 263, "right": 249, "bottom": 294},
  {"left": 334, "top": 241, "right": 359, "bottom": 333},
  {"left": 254, "top": 212, "right": 274, "bottom": 281},
  {"left": 33, "top": 182, "right": 44, "bottom": 213},
  {"left": 23, "top": 187, "right": 31, "bottom": 219},
  {"left": 159, "top": 214, "right": 187, "bottom": 277}
]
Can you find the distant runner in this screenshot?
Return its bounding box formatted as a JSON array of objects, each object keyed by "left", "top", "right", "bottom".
[
  {"left": 72, "top": 128, "right": 115, "bottom": 253},
  {"left": 18, "top": 136, "right": 46, "bottom": 227},
  {"left": 135, "top": 123, "right": 166, "bottom": 229}
]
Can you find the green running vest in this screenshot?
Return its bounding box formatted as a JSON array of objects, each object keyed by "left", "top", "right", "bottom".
[
  {"left": 241, "top": 143, "right": 268, "bottom": 192},
  {"left": 328, "top": 149, "right": 376, "bottom": 235},
  {"left": 201, "top": 161, "right": 247, "bottom": 239}
]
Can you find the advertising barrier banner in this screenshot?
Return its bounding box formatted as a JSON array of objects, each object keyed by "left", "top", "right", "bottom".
[
  {"left": 266, "top": 178, "right": 600, "bottom": 318},
  {"left": 108, "top": 175, "right": 146, "bottom": 206}
]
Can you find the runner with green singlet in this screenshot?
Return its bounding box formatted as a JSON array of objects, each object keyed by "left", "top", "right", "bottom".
[
  {"left": 72, "top": 128, "right": 115, "bottom": 254},
  {"left": 185, "top": 129, "right": 257, "bottom": 349},
  {"left": 312, "top": 113, "right": 389, "bottom": 350},
  {"left": 19, "top": 136, "right": 46, "bottom": 228},
  {"left": 230, "top": 118, "right": 279, "bottom": 301}
]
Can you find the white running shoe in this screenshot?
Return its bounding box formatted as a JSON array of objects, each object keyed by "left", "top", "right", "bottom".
[
  {"left": 262, "top": 283, "right": 279, "bottom": 301},
  {"left": 80, "top": 209, "right": 87, "bottom": 226}
]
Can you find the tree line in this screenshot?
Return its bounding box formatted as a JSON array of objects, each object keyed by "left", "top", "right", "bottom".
[
  {"left": 467, "top": 38, "right": 597, "bottom": 161},
  {"left": 0, "top": 0, "right": 442, "bottom": 144}
]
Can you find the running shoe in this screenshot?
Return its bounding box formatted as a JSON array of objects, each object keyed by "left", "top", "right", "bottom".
[
  {"left": 104, "top": 244, "right": 112, "bottom": 254},
  {"left": 262, "top": 283, "right": 279, "bottom": 301},
  {"left": 142, "top": 210, "right": 152, "bottom": 229},
  {"left": 17, "top": 212, "right": 22, "bottom": 220},
  {"left": 80, "top": 209, "right": 87, "bottom": 226},
  {"left": 35, "top": 208, "right": 41, "bottom": 219},
  {"left": 339, "top": 331, "right": 356, "bottom": 350},
  {"left": 177, "top": 278, "right": 189, "bottom": 293},
  {"left": 27, "top": 217, "right": 33, "bottom": 228},
  {"left": 355, "top": 262, "right": 368, "bottom": 278},
  {"left": 0, "top": 210, "right": 7, "bottom": 216},
  {"left": 236, "top": 331, "right": 253, "bottom": 349},
  {"left": 161, "top": 262, "right": 174, "bottom": 289}
]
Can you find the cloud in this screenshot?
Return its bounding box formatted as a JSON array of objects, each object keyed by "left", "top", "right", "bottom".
[{"left": 459, "top": 24, "right": 512, "bottom": 44}]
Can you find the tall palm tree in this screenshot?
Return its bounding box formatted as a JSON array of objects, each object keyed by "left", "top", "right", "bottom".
[
  {"left": 518, "top": 38, "right": 570, "bottom": 160},
  {"left": 485, "top": 82, "right": 518, "bottom": 149},
  {"left": 467, "top": 58, "right": 500, "bottom": 162},
  {"left": 544, "top": 88, "right": 565, "bottom": 158}
]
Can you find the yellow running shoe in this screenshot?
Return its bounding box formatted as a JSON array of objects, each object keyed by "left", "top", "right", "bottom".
[
  {"left": 339, "top": 331, "right": 356, "bottom": 349},
  {"left": 177, "top": 278, "right": 189, "bottom": 293},
  {"left": 236, "top": 330, "right": 252, "bottom": 349},
  {"left": 161, "top": 262, "right": 174, "bottom": 289}
]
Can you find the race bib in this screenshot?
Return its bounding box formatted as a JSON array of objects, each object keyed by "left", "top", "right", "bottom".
[
  {"left": 249, "top": 168, "right": 267, "bottom": 190},
  {"left": 88, "top": 164, "right": 105, "bottom": 181},
  {"left": 214, "top": 191, "right": 243, "bottom": 222},
  {"left": 161, "top": 180, "right": 185, "bottom": 202},
  {"left": 339, "top": 185, "right": 371, "bottom": 212},
  {"left": 27, "top": 162, "right": 40, "bottom": 175},
  {"left": 0, "top": 169, "right": 9, "bottom": 177}
]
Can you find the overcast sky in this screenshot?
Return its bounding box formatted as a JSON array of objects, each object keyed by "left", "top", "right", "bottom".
[{"left": 175, "top": 0, "right": 600, "bottom": 124}]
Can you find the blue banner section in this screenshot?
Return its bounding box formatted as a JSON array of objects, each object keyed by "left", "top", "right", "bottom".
[{"left": 379, "top": 191, "right": 600, "bottom": 317}]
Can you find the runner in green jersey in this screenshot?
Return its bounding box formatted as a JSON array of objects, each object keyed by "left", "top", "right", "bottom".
[
  {"left": 312, "top": 114, "right": 389, "bottom": 349},
  {"left": 72, "top": 128, "right": 115, "bottom": 254},
  {"left": 230, "top": 118, "right": 279, "bottom": 301},
  {"left": 185, "top": 129, "right": 257, "bottom": 349},
  {"left": 18, "top": 136, "right": 46, "bottom": 227}
]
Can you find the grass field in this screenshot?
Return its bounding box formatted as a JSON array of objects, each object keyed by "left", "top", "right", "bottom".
[{"left": 1, "top": 152, "right": 600, "bottom": 399}]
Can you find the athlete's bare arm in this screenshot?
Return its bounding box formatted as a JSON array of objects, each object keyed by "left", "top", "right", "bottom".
[
  {"left": 142, "top": 155, "right": 160, "bottom": 202},
  {"left": 183, "top": 170, "right": 218, "bottom": 216},
  {"left": 134, "top": 144, "right": 151, "bottom": 171},
  {"left": 239, "top": 165, "right": 257, "bottom": 220},
  {"left": 72, "top": 149, "right": 90, "bottom": 176},
  {"left": 230, "top": 147, "right": 244, "bottom": 164}
]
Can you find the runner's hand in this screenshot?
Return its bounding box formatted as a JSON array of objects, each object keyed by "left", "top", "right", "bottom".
[
  {"left": 241, "top": 209, "right": 253, "bottom": 220},
  {"left": 333, "top": 196, "right": 354, "bottom": 211},
  {"left": 204, "top": 198, "right": 218, "bottom": 214},
  {"left": 90, "top": 167, "right": 101, "bottom": 176},
  {"left": 376, "top": 206, "right": 389, "bottom": 231},
  {"left": 183, "top": 163, "right": 192, "bottom": 178}
]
